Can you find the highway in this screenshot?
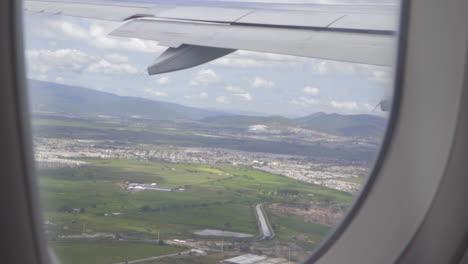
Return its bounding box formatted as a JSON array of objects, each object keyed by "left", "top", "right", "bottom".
[{"left": 255, "top": 203, "right": 274, "bottom": 239}]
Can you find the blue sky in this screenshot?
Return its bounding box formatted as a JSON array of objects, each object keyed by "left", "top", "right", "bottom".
[{"left": 23, "top": 0, "right": 396, "bottom": 117}]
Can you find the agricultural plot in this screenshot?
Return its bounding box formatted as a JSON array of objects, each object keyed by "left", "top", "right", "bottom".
[
  {"left": 39, "top": 158, "right": 353, "bottom": 263},
  {"left": 50, "top": 242, "right": 181, "bottom": 264}
]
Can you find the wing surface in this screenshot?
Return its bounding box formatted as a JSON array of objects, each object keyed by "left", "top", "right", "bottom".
[{"left": 25, "top": 0, "right": 398, "bottom": 74}]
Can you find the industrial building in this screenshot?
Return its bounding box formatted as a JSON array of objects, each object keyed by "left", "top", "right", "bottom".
[{"left": 219, "top": 254, "right": 295, "bottom": 264}]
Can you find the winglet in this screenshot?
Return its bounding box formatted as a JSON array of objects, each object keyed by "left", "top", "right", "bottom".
[{"left": 148, "top": 44, "right": 235, "bottom": 75}]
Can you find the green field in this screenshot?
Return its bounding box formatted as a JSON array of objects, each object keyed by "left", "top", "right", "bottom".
[
  {"left": 39, "top": 159, "right": 353, "bottom": 263},
  {"left": 51, "top": 242, "right": 182, "bottom": 264},
  {"left": 143, "top": 254, "right": 226, "bottom": 264}
]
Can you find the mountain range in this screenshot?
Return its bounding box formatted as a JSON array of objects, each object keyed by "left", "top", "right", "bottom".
[
  {"left": 28, "top": 80, "right": 387, "bottom": 138},
  {"left": 28, "top": 80, "right": 222, "bottom": 121}
]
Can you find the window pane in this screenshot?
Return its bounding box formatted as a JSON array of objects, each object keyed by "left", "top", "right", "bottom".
[{"left": 24, "top": 0, "right": 399, "bottom": 263}]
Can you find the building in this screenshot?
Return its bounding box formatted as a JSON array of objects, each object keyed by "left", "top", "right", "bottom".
[
  {"left": 219, "top": 254, "right": 294, "bottom": 264},
  {"left": 220, "top": 254, "right": 267, "bottom": 264}
]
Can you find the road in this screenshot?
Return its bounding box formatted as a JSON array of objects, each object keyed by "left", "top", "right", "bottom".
[
  {"left": 113, "top": 250, "right": 192, "bottom": 264},
  {"left": 255, "top": 203, "right": 274, "bottom": 239}
]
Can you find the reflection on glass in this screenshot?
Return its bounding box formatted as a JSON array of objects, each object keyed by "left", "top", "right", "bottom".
[{"left": 24, "top": 0, "right": 397, "bottom": 263}]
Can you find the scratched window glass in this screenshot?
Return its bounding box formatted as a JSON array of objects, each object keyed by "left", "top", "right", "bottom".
[{"left": 24, "top": 0, "right": 399, "bottom": 263}]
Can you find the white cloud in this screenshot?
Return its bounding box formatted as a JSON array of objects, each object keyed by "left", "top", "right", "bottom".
[
  {"left": 86, "top": 59, "right": 138, "bottom": 74},
  {"left": 361, "top": 103, "right": 376, "bottom": 112},
  {"left": 224, "top": 86, "right": 252, "bottom": 101},
  {"left": 329, "top": 100, "right": 379, "bottom": 114},
  {"left": 251, "top": 77, "right": 275, "bottom": 89},
  {"left": 330, "top": 100, "right": 359, "bottom": 111},
  {"left": 47, "top": 19, "right": 165, "bottom": 54},
  {"left": 216, "top": 96, "right": 230, "bottom": 104},
  {"left": 105, "top": 53, "right": 129, "bottom": 63},
  {"left": 237, "top": 93, "right": 253, "bottom": 101},
  {"left": 153, "top": 91, "right": 168, "bottom": 97},
  {"left": 199, "top": 92, "right": 208, "bottom": 99},
  {"left": 158, "top": 76, "right": 171, "bottom": 85},
  {"left": 289, "top": 96, "right": 320, "bottom": 106},
  {"left": 26, "top": 48, "right": 95, "bottom": 74},
  {"left": 26, "top": 48, "right": 139, "bottom": 77},
  {"left": 55, "top": 77, "right": 65, "bottom": 83},
  {"left": 303, "top": 86, "right": 320, "bottom": 96},
  {"left": 368, "top": 68, "right": 393, "bottom": 83},
  {"left": 225, "top": 86, "right": 245, "bottom": 93},
  {"left": 37, "top": 74, "right": 48, "bottom": 81},
  {"left": 191, "top": 69, "right": 219, "bottom": 86},
  {"left": 145, "top": 88, "right": 168, "bottom": 97},
  {"left": 211, "top": 50, "right": 305, "bottom": 68},
  {"left": 49, "top": 20, "right": 88, "bottom": 39}
]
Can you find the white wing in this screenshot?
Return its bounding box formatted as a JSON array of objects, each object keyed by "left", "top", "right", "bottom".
[{"left": 25, "top": 0, "right": 399, "bottom": 75}]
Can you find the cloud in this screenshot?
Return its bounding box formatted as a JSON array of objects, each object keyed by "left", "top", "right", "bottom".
[
  {"left": 26, "top": 48, "right": 139, "bottom": 76},
  {"left": 289, "top": 96, "right": 320, "bottom": 106},
  {"left": 199, "top": 92, "right": 208, "bottom": 99},
  {"left": 303, "top": 86, "right": 320, "bottom": 96},
  {"left": 55, "top": 77, "right": 65, "bottom": 83},
  {"left": 361, "top": 103, "right": 376, "bottom": 111},
  {"left": 330, "top": 100, "right": 359, "bottom": 111},
  {"left": 225, "top": 86, "right": 245, "bottom": 93},
  {"left": 329, "top": 100, "right": 379, "bottom": 114},
  {"left": 237, "top": 93, "right": 253, "bottom": 101},
  {"left": 47, "top": 19, "right": 165, "bottom": 54},
  {"left": 251, "top": 77, "right": 275, "bottom": 89},
  {"left": 368, "top": 67, "right": 393, "bottom": 83},
  {"left": 191, "top": 69, "right": 220, "bottom": 86},
  {"left": 216, "top": 96, "right": 230, "bottom": 104},
  {"left": 211, "top": 50, "right": 305, "bottom": 68},
  {"left": 145, "top": 88, "right": 168, "bottom": 97},
  {"left": 26, "top": 48, "right": 95, "bottom": 74},
  {"left": 224, "top": 86, "right": 252, "bottom": 101},
  {"left": 105, "top": 53, "right": 129, "bottom": 63},
  {"left": 86, "top": 59, "right": 138, "bottom": 74},
  {"left": 158, "top": 76, "right": 171, "bottom": 85}
]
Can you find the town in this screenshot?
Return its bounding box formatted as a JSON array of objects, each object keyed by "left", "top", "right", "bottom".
[{"left": 34, "top": 137, "right": 365, "bottom": 193}]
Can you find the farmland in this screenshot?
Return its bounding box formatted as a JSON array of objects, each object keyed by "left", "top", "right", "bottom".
[{"left": 39, "top": 158, "right": 351, "bottom": 263}]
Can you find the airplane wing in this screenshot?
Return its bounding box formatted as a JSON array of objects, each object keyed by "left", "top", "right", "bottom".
[{"left": 25, "top": 0, "right": 399, "bottom": 75}]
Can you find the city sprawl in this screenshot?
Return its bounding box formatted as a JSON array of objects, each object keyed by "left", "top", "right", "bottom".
[{"left": 35, "top": 137, "right": 366, "bottom": 193}]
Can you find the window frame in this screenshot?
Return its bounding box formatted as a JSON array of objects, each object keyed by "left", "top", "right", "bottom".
[{"left": 2, "top": 0, "right": 468, "bottom": 263}]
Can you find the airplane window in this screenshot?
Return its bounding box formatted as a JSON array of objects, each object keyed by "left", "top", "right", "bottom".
[{"left": 23, "top": 0, "right": 400, "bottom": 263}]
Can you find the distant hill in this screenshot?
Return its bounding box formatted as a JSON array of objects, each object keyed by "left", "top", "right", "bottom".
[
  {"left": 28, "top": 80, "right": 387, "bottom": 138},
  {"left": 203, "top": 112, "right": 387, "bottom": 138},
  {"left": 202, "top": 115, "right": 293, "bottom": 129},
  {"left": 27, "top": 80, "right": 223, "bottom": 121},
  {"left": 295, "top": 113, "right": 387, "bottom": 138}
]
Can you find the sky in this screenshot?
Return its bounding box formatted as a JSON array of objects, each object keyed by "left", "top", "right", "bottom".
[{"left": 23, "top": 0, "right": 396, "bottom": 117}]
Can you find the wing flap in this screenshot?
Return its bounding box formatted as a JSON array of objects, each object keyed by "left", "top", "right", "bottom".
[
  {"left": 148, "top": 44, "right": 235, "bottom": 75},
  {"left": 111, "top": 19, "right": 395, "bottom": 66}
]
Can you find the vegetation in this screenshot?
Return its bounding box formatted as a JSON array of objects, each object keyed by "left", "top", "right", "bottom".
[
  {"left": 50, "top": 242, "right": 181, "bottom": 264},
  {"left": 39, "top": 158, "right": 353, "bottom": 263}
]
